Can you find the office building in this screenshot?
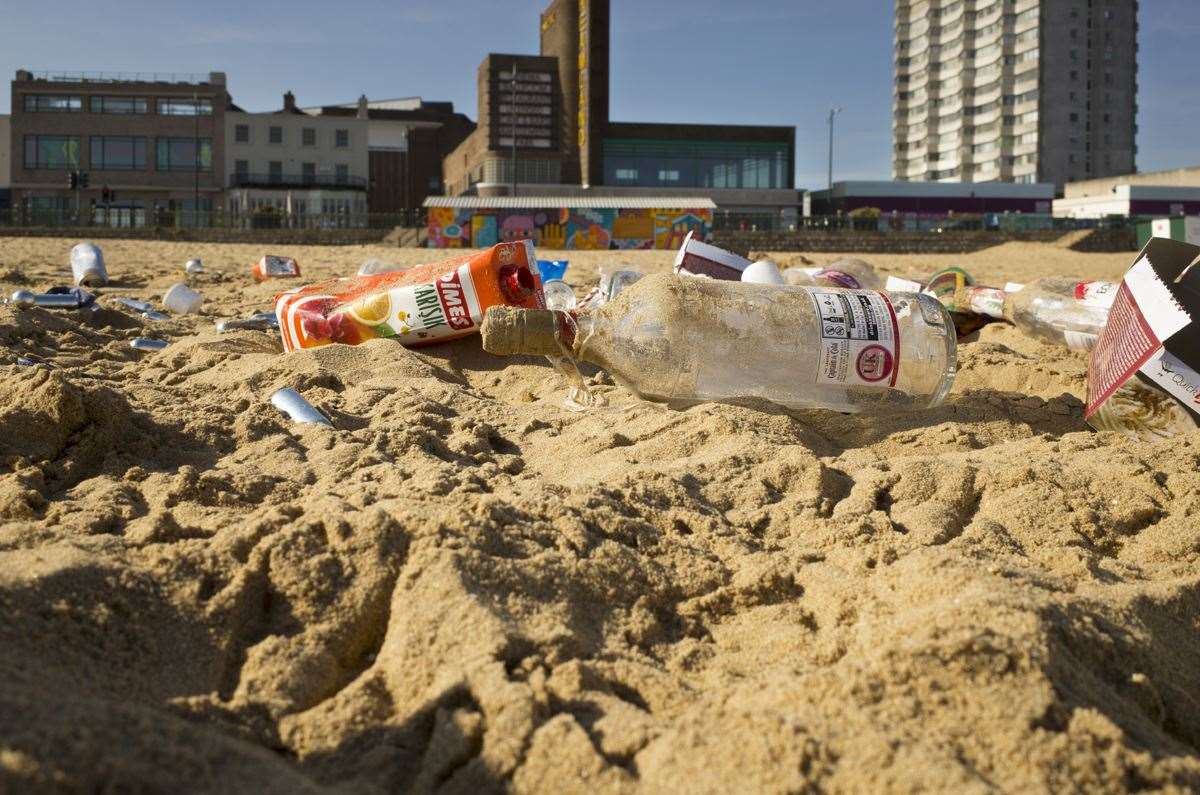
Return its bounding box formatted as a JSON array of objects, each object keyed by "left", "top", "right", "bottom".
[
  {"left": 893, "top": 0, "right": 1138, "bottom": 188},
  {"left": 440, "top": 0, "right": 797, "bottom": 239},
  {"left": 307, "top": 97, "right": 475, "bottom": 214},
  {"left": 225, "top": 91, "right": 368, "bottom": 223},
  {"left": 9, "top": 69, "right": 228, "bottom": 226},
  {"left": 0, "top": 115, "right": 9, "bottom": 210},
  {"left": 809, "top": 179, "right": 1054, "bottom": 215}
]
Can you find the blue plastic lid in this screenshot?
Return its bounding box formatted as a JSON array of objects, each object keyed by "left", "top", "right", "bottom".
[{"left": 536, "top": 259, "right": 569, "bottom": 282}]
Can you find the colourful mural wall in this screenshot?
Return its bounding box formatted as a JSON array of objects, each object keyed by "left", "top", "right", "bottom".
[{"left": 426, "top": 207, "right": 712, "bottom": 249}]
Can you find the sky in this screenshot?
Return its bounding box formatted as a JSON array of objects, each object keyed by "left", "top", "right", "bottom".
[{"left": 2, "top": 0, "right": 1198, "bottom": 189}]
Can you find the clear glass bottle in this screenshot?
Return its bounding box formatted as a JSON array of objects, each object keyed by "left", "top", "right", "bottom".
[
  {"left": 482, "top": 273, "right": 957, "bottom": 414},
  {"left": 960, "top": 278, "right": 1116, "bottom": 351}
]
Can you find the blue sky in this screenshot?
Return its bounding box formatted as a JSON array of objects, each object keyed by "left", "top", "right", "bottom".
[{"left": 2, "top": 0, "right": 1197, "bottom": 189}]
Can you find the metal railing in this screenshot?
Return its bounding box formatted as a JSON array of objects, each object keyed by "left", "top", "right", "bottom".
[
  {"left": 26, "top": 70, "right": 214, "bottom": 85},
  {"left": 0, "top": 207, "right": 429, "bottom": 231},
  {"left": 228, "top": 172, "right": 369, "bottom": 189}
]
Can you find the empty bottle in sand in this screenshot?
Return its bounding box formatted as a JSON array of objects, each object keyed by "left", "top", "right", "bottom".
[
  {"left": 782, "top": 258, "right": 883, "bottom": 290},
  {"left": 958, "top": 278, "right": 1116, "bottom": 351},
  {"left": 481, "top": 273, "right": 957, "bottom": 414}
]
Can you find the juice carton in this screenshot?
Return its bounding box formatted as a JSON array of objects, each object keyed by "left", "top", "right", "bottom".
[{"left": 275, "top": 241, "right": 544, "bottom": 352}]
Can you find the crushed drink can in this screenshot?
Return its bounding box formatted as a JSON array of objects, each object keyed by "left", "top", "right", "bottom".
[
  {"left": 253, "top": 255, "right": 301, "bottom": 282},
  {"left": 71, "top": 243, "right": 108, "bottom": 287}
]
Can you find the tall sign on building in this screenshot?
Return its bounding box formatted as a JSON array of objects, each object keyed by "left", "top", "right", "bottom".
[
  {"left": 892, "top": 0, "right": 1138, "bottom": 188},
  {"left": 540, "top": 0, "right": 608, "bottom": 186}
]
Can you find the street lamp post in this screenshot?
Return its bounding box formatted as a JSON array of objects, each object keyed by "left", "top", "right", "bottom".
[{"left": 827, "top": 106, "right": 843, "bottom": 195}]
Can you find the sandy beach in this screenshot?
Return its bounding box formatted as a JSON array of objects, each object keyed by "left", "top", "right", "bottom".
[{"left": 1, "top": 235, "right": 1198, "bottom": 793}]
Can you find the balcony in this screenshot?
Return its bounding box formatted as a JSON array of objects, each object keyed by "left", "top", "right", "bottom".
[{"left": 228, "top": 172, "right": 368, "bottom": 190}]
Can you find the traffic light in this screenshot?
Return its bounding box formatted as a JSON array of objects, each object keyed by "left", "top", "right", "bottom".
[
  {"left": 80, "top": 172, "right": 90, "bottom": 189},
  {"left": 68, "top": 171, "right": 78, "bottom": 190}
]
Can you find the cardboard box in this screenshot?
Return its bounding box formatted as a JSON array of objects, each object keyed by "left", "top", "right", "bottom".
[
  {"left": 1085, "top": 237, "right": 1200, "bottom": 439},
  {"left": 672, "top": 231, "right": 751, "bottom": 281}
]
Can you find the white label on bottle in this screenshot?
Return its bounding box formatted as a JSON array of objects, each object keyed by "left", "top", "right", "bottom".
[
  {"left": 1063, "top": 330, "right": 1099, "bottom": 351},
  {"left": 1139, "top": 348, "right": 1200, "bottom": 413},
  {"left": 810, "top": 290, "right": 899, "bottom": 388},
  {"left": 1074, "top": 280, "right": 1118, "bottom": 309}
]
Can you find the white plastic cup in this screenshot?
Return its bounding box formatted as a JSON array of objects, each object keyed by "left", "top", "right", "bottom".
[
  {"left": 741, "top": 259, "right": 785, "bottom": 286},
  {"left": 71, "top": 243, "right": 108, "bottom": 287},
  {"left": 162, "top": 283, "right": 203, "bottom": 315}
]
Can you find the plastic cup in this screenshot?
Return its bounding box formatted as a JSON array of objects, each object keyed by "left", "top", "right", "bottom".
[
  {"left": 71, "top": 243, "right": 108, "bottom": 287},
  {"left": 162, "top": 283, "right": 203, "bottom": 315},
  {"left": 542, "top": 279, "right": 577, "bottom": 311},
  {"left": 741, "top": 259, "right": 785, "bottom": 286}
]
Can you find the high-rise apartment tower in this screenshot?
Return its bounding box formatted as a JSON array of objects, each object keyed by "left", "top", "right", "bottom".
[{"left": 893, "top": 0, "right": 1138, "bottom": 187}]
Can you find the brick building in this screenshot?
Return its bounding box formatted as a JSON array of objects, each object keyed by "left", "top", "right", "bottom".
[
  {"left": 9, "top": 70, "right": 229, "bottom": 226},
  {"left": 307, "top": 97, "right": 474, "bottom": 215},
  {"left": 441, "top": 0, "right": 798, "bottom": 223}
]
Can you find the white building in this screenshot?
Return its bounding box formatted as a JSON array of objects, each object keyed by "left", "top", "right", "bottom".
[
  {"left": 225, "top": 92, "right": 369, "bottom": 224},
  {"left": 1054, "top": 184, "right": 1200, "bottom": 219},
  {"left": 893, "top": 0, "right": 1138, "bottom": 187}
]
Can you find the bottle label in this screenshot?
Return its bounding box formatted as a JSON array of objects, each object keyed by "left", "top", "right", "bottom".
[
  {"left": 1074, "top": 280, "right": 1118, "bottom": 308},
  {"left": 810, "top": 290, "right": 900, "bottom": 388}
]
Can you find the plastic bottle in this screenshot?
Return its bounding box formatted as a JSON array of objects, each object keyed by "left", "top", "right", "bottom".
[
  {"left": 958, "top": 278, "right": 1116, "bottom": 351},
  {"left": 782, "top": 258, "right": 883, "bottom": 290},
  {"left": 542, "top": 279, "right": 577, "bottom": 311},
  {"left": 481, "top": 273, "right": 957, "bottom": 414}
]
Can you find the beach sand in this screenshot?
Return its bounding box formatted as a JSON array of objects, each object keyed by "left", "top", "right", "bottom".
[{"left": 1, "top": 236, "right": 1198, "bottom": 793}]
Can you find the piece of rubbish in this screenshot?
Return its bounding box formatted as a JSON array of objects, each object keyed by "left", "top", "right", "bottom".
[
  {"left": 579, "top": 267, "right": 644, "bottom": 309},
  {"left": 129, "top": 337, "right": 169, "bottom": 352},
  {"left": 46, "top": 286, "right": 97, "bottom": 308},
  {"left": 70, "top": 243, "right": 108, "bottom": 287},
  {"left": 185, "top": 258, "right": 205, "bottom": 274},
  {"left": 10, "top": 290, "right": 83, "bottom": 309},
  {"left": 741, "top": 259, "right": 786, "bottom": 286},
  {"left": 957, "top": 278, "right": 1117, "bottom": 351},
  {"left": 270, "top": 387, "right": 333, "bottom": 426},
  {"left": 216, "top": 311, "right": 279, "bottom": 333},
  {"left": 537, "top": 260, "right": 569, "bottom": 282},
  {"left": 542, "top": 279, "right": 577, "bottom": 311},
  {"left": 1085, "top": 237, "right": 1200, "bottom": 440},
  {"left": 253, "top": 255, "right": 301, "bottom": 282},
  {"left": 141, "top": 310, "right": 171, "bottom": 321},
  {"left": 673, "top": 231, "right": 750, "bottom": 280},
  {"left": 276, "top": 241, "right": 545, "bottom": 352},
  {"left": 16, "top": 354, "right": 50, "bottom": 368},
  {"left": 358, "top": 259, "right": 403, "bottom": 276},
  {"left": 481, "top": 273, "right": 957, "bottom": 414},
  {"left": 783, "top": 258, "right": 884, "bottom": 290},
  {"left": 163, "top": 283, "right": 203, "bottom": 315},
  {"left": 885, "top": 275, "right": 925, "bottom": 293},
  {"left": 112, "top": 296, "right": 154, "bottom": 313}
]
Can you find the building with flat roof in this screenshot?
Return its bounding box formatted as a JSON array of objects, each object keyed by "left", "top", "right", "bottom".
[
  {"left": 0, "top": 115, "right": 10, "bottom": 210},
  {"left": 1054, "top": 184, "right": 1200, "bottom": 219},
  {"left": 9, "top": 69, "right": 229, "bottom": 226},
  {"left": 423, "top": 193, "right": 715, "bottom": 249},
  {"left": 306, "top": 97, "right": 474, "bottom": 215},
  {"left": 810, "top": 180, "right": 1055, "bottom": 215},
  {"left": 893, "top": 0, "right": 1138, "bottom": 188},
  {"left": 225, "top": 91, "right": 368, "bottom": 225},
  {"left": 442, "top": 0, "right": 797, "bottom": 226}
]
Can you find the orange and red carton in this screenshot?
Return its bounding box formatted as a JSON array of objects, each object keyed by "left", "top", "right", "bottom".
[{"left": 275, "top": 241, "right": 545, "bottom": 352}]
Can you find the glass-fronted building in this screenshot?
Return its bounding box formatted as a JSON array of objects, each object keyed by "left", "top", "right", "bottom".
[{"left": 602, "top": 137, "right": 791, "bottom": 190}]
